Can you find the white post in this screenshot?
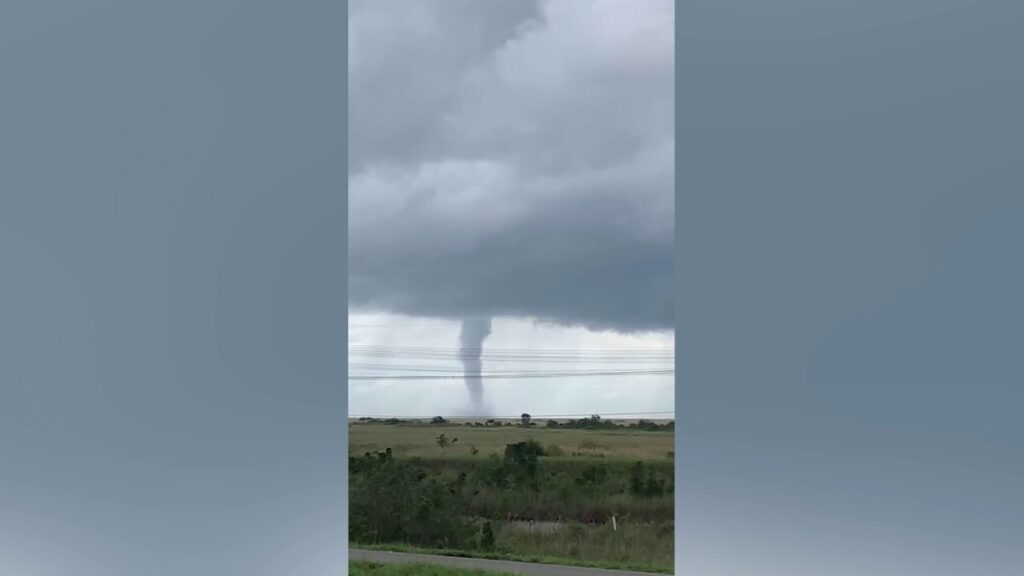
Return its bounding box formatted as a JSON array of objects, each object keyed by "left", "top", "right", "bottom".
[{"left": 612, "top": 515, "right": 617, "bottom": 531}]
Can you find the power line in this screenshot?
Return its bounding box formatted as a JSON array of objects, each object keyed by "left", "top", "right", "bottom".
[
  {"left": 350, "top": 354, "right": 672, "bottom": 364},
  {"left": 350, "top": 349, "right": 672, "bottom": 358},
  {"left": 349, "top": 383, "right": 673, "bottom": 391},
  {"left": 350, "top": 344, "right": 673, "bottom": 352},
  {"left": 348, "top": 362, "right": 671, "bottom": 374},
  {"left": 348, "top": 369, "right": 673, "bottom": 380}
]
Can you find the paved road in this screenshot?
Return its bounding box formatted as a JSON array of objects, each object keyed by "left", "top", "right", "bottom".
[{"left": 349, "top": 549, "right": 669, "bottom": 576}]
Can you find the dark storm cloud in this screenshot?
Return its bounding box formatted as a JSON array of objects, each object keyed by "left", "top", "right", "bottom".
[
  {"left": 348, "top": 0, "right": 674, "bottom": 332},
  {"left": 348, "top": 0, "right": 543, "bottom": 170}
]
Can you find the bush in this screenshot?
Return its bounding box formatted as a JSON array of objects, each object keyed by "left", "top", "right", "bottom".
[
  {"left": 504, "top": 441, "right": 544, "bottom": 483},
  {"left": 480, "top": 521, "right": 496, "bottom": 551},
  {"left": 575, "top": 464, "right": 609, "bottom": 489},
  {"left": 628, "top": 462, "right": 666, "bottom": 498},
  {"left": 349, "top": 449, "right": 476, "bottom": 549},
  {"left": 505, "top": 439, "right": 546, "bottom": 459},
  {"left": 473, "top": 441, "right": 548, "bottom": 492}
]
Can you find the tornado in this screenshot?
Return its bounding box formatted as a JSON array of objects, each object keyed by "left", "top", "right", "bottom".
[{"left": 459, "top": 317, "right": 492, "bottom": 414}]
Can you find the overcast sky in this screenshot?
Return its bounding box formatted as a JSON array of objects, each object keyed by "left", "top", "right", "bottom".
[{"left": 348, "top": 0, "right": 674, "bottom": 417}]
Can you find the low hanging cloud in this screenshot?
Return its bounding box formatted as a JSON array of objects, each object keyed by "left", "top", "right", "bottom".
[{"left": 349, "top": 0, "right": 674, "bottom": 333}]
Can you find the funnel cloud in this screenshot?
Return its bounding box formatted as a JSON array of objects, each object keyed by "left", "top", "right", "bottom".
[{"left": 459, "top": 317, "right": 493, "bottom": 414}]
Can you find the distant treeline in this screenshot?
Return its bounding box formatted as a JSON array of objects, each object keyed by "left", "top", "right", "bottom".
[
  {"left": 353, "top": 414, "right": 674, "bottom": 431},
  {"left": 544, "top": 416, "right": 674, "bottom": 432}
]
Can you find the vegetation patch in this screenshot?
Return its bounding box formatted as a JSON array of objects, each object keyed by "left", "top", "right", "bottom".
[{"left": 350, "top": 423, "right": 674, "bottom": 571}]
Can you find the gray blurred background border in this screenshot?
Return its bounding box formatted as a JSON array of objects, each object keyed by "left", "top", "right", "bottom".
[
  {"left": 678, "top": 2, "right": 1023, "bottom": 575},
  {"left": 1, "top": 2, "right": 347, "bottom": 575}
]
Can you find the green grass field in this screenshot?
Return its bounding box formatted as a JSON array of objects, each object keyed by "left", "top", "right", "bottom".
[
  {"left": 350, "top": 562, "right": 511, "bottom": 576},
  {"left": 349, "top": 422, "right": 674, "bottom": 460},
  {"left": 349, "top": 421, "right": 674, "bottom": 572}
]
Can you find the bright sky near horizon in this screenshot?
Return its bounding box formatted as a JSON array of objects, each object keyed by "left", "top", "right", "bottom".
[{"left": 348, "top": 312, "right": 674, "bottom": 418}]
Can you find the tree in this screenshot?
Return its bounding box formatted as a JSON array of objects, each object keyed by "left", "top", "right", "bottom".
[{"left": 521, "top": 413, "right": 532, "bottom": 427}]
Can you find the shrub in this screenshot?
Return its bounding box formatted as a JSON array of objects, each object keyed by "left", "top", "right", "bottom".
[
  {"left": 349, "top": 449, "right": 476, "bottom": 549},
  {"left": 628, "top": 462, "right": 666, "bottom": 498},
  {"left": 480, "top": 521, "right": 496, "bottom": 551}
]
